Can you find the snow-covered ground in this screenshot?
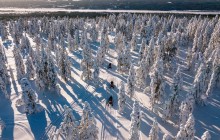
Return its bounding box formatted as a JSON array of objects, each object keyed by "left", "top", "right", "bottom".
[{"left": 0, "top": 13, "right": 220, "bottom": 140}]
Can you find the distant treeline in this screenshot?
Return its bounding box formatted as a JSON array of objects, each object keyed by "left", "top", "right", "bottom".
[{"left": 0, "top": 0, "right": 220, "bottom": 11}]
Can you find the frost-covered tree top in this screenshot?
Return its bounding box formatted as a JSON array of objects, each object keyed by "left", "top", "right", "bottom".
[{"left": 201, "top": 131, "right": 211, "bottom": 140}]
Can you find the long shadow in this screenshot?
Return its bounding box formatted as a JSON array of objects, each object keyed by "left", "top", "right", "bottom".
[
  {"left": 0, "top": 94, "right": 14, "bottom": 140},
  {"left": 193, "top": 88, "right": 220, "bottom": 140},
  {"left": 27, "top": 110, "right": 47, "bottom": 140}
]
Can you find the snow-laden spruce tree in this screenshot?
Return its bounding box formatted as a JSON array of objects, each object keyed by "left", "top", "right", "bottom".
[
  {"left": 59, "top": 105, "right": 79, "bottom": 140},
  {"left": 148, "top": 37, "right": 156, "bottom": 62},
  {"left": 59, "top": 47, "right": 71, "bottom": 81},
  {"left": 175, "top": 124, "right": 186, "bottom": 140},
  {"left": 129, "top": 101, "right": 141, "bottom": 140},
  {"left": 184, "top": 113, "right": 195, "bottom": 140},
  {"left": 0, "top": 77, "right": 9, "bottom": 99},
  {"left": 67, "top": 33, "right": 74, "bottom": 52},
  {"left": 193, "top": 61, "right": 207, "bottom": 104},
  {"left": 0, "top": 44, "right": 10, "bottom": 85},
  {"left": 13, "top": 47, "right": 25, "bottom": 81},
  {"left": 162, "top": 100, "right": 171, "bottom": 121},
  {"left": 26, "top": 56, "right": 35, "bottom": 80},
  {"left": 90, "top": 23, "right": 98, "bottom": 42},
  {"left": 124, "top": 45, "right": 132, "bottom": 70},
  {"left": 163, "top": 66, "right": 183, "bottom": 119},
  {"left": 136, "top": 60, "right": 147, "bottom": 88},
  {"left": 186, "top": 47, "right": 193, "bottom": 70},
  {"left": 35, "top": 46, "right": 48, "bottom": 90},
  {"left": 81, "top": 41, "right": 93, "bottom": 80},
  {"left": 201, "top": 131, "right": 211, "bottom": 140},
  {"left": 118, "top": 81, "right": 126, "bottom": 114},
  {"left": 92, "top": 60, "right": 100, "bottom": 87},
  {"left": 130, "top": 34, "right": 137, "bottom": 51},
  {"left": 126, "top": 64, "right": 135, "bottom": 98},
  {"left": 16, "top": 78, "right": 42, "bottom": 114},
  {"left": 149, "top": 58, "right": 165, "bottom": 110},
  {"left": 179, "top": 93, "right": 194, "bottom": 125},
  {"left": 20, "top": 35, "right": 31, "bottom": 55},
  {"left": 74, "top": 29, "right": 80, "bottom": 50},
  {"left": 47, "top": 53, "right": 59, "bottom": 93},
  {"left": 79, "top": 102, "right": 98, "bottom": 140},
  {"left": 139, "top": 38, "right": 146, "bottom": 62},
  {"left": 96, "top": 46, "right": 105, "bottom": 66},
  {"left": 206, "top": 48, "right": 220, "bottom": 96},
  {"left": 149, "top": 118, "right": 159, "bottom": 140},
  {"left": 117, "top": 51, "right": 125, "bottom": 72},
  {"left": 162, "top": 134, "right": 171, "bottom": 140}
]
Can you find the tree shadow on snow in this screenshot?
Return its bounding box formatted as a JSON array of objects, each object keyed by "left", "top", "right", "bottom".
[
  {"left": 0, "top": 94, "right": 14, "bottom": 140},
  {"left": 27, "top": 110, "right": 47, "bottom": 140}
]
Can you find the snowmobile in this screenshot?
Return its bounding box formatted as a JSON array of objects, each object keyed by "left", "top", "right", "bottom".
[
  {"left": 108, "top": 63, "right": 112, "bottom": 69},
  {"left": 110, "top": 81, "right": 114, "bottom": 89},
  {"left": 107, "top": 96, "right": 113, "bottom": 106}
]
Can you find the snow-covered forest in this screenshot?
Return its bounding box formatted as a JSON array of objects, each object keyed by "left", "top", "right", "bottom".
[{"left": 0, "top": 13, "right": 220, "bottom": 140}]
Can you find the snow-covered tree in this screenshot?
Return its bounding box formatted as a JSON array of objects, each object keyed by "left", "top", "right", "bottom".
[
  {"left": 117, "top": 51, "right": 124, "bottom": 72},
  {"left": 179, "top": 93, "right": 194, "bottom": 125},
  {"left": 163, "top": 66, "right": 183, "bottom": 121},
  {"left": 0, "top": 44, "right": 10, "bottom": 85},
  {"left": 186, "top": 47, "right": 193, "bottom": 70},
  {"left": 59, "top": 47, "right": 71, "bottom": 81},
  {"left": 206, "top": 48, "right": 220, "bottom": 96},
  {"left": 25, "top": 56, "right": 35, "bottom": 79},
  {"left": 184, "top": 113, "right": 195, "bottom": 140},
  {"left": 90, "top": 24, "right": 98, "bottom": 42},
  {"left": 35, "top": 46, "right": 47, "bottom": 90},
  {"left": 13, "top": 47, "right": 25, "bottom": 81},
  {"left": 74, "top": 29, "right": 80, "bottom": 50},
  {"left": 175, "top": 124, "right": 186, "bottom": 140},
  {"left": 68, "top": 33, "right": 74, "bottom": 52},
  {"left": 136, "top": 60, "right": 147, "bottom": 88},
  {"left": 20, "top": 35, "right": 31, "bottom": 55},
  {"left": 201, "top": 131, "right": 211, "bottom": 140},
  {"left": 162, "top": 100, "right": 171, "bottom": 121},
  {"left": 92, "top": 61, "right": 100, "bottom": 87},
  {"left": 96, "top": 46, "right": 105, "bottom": 66},
  {"left": 59, "top": 105, "right": 79, "bottom": 140},
  {"left": 149, "top": 58, "right": 165, "bottom": 110},
  {"left": 123, "top": 45, "right": 131, "bottom": 70},
  {"left": 130, "top": 34, "right": 137, "bottom": 51},
  {"left": 0, "top": 77, "right": 9, "bottom": 99},
  {"left": 162, "top": 134, "right": 171, "bottom": 140},
  {"left": 16, "top": 78, "right": 42, "bottom": 114},
  {"left": 47, "top": 53, "right": 59, "bottom": 92},
  {"left": 126, "top": 64, "right": 135, "bottom": 98},
  {"left": 129, "top": 101, "right": 142, "bottom": 140},
  {"left": 193, "top": 61, "right": 207, "bottom": 104},
  {"left": 118, "top": 81, "right": 126, "bottom": 114},
  {"left": 139, "top": 38, "right": 146, "bottom": 62},
  {"left": 79, "top": 102, "right": 98, "bottom": 140},
  {"left": 149, "top": 118, "right": 159, "bottom": 140},
  {"left": 81, "top": 41, "right": 93, "bottom": 80}
]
